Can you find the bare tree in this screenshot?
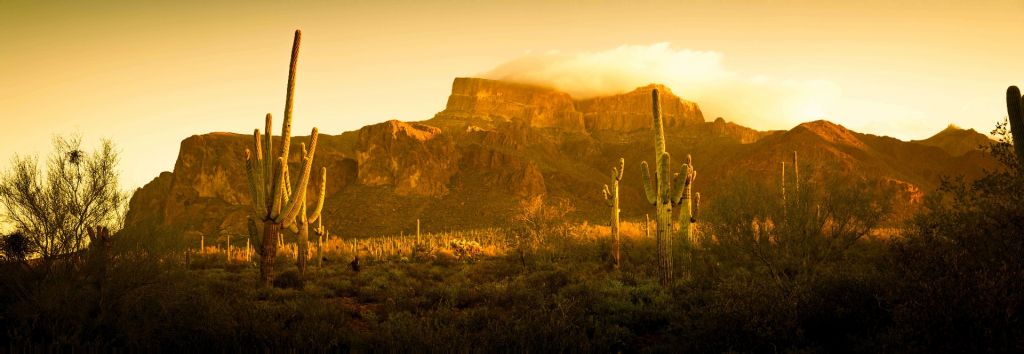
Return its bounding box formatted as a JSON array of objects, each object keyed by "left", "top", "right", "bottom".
[{"left": 0, "top": 135, "right": 126, "bottom": 259}]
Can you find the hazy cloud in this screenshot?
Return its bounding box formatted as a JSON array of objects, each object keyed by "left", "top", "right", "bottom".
[{"left": 483, "top": 43, "right": 842, "bottom": 131}]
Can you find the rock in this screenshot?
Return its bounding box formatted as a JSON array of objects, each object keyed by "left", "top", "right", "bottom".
[
  {"left": 709, "top": 117, "right": 763, "bottom": 144},
  {"left": 576, "top": 84, "right": 704, "bottom": 133},
  {"left": 435, "top": 78, "right": 585, "bottom": 131},
  {"left": 355, "top": 120, "right": 459, "bottom": 196},
  {"left": 162, "top": 133, "right": 251, "bottom": 226},
  {"left": 459, "top": 145, "right": 546, "bottom": 198}
]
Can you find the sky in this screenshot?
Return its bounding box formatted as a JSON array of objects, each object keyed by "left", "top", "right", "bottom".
[{"left": 2, "top": 0, "right": 1023, "bottom": 190}]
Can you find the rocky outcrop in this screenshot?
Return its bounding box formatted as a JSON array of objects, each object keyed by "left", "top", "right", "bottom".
[
  {"left": 708, "top": 117, "right": 765, "bottom": 144},
  {"left": 355, "top": 120, "right": 459, "bottom": 196},
  {"left": 459, "top": 145, "right": 546, "bottom": 198},
  {"left": 123, "top": 171, "right": 175, "bottom": 228},
  {"left": 576, "top": 84, "right": 704, "bottom": 133},
  {"left": 162, "top": 133, "right": 251, "bottom": 225},
  {"left": 435, "top": 78, "right": 585, "bottom": 131}
]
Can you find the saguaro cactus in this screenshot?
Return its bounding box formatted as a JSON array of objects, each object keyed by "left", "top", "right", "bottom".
[
  {"left": 640, "top": 89, "right": 699, "bottom": 285},
  {"left": 675, "top": 155, "right": 698, "bottom": 248},
  {"left": 315, "top": 217, "right": 328, "bottom": 268},
  {"left": 1007, "top": 86, "right": 1024, "bottom": 163},
  {"left": 602, "top": 158, "right": 624, "bottom": 270},
  {"left": 293, "top": 163, "right": 326, "bottom": 275},
  {"left": 243, "top": 29, "right": 321, "bottom": 286}
]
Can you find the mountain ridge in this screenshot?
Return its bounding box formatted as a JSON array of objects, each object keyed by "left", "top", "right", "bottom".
[{"left": 122, "top": 77, "right": 999, "bottom": 240}]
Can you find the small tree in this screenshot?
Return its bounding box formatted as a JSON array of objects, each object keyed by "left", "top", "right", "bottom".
[
  {"left": 508, "top": 195, "right": 575, "bottom": 267},
  {"left": 0, "top": 135, "right": 126, "bottom": 259}
]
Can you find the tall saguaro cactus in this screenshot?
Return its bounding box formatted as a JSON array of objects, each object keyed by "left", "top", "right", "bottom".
[
  {"left": 640, "top": 89, "right": 698, "bottom": 285},
  {"left": 1007, "top": 86, "right": 1024, "bottom": 164},
  {"left": 602, "top": 158, "right": 624, "bottom": 270},
  {"left": 243, "top": 29, "right": 320, "bottom": 286}
]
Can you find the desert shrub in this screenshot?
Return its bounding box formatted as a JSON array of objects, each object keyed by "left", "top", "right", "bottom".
[
  {"left": 507, "top": 195, "right": 575, "bottom": 266},
  {"left": 885, "top": 120, "right": 1024, "bottom": 352},
  {"left": 449, "top": 239, "right": 482, "bottom": 262}
]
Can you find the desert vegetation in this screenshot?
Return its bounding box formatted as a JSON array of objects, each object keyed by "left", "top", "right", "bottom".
[{"left": 1, "top": 29, "right": 1022, "bottom": 352}]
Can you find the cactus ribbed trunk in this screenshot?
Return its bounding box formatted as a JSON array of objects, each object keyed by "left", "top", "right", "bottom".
[
  {"left": 611, "top": 185, "right": 620, "bottom": 270},
  {"left": 1007, "top": 86, "right": 1024, "bottom": 163},
  {"left": 297, "top": 218, "right": 308, "bottom": 274},
  {"left": 655, "top": 156, "right": 673, "bottom": 284},
  {"left": 640, "top": 89, "right": 674, "bottom": 285},
  {"left": 260, "top": 222, "right": 280, "bottom": 286}
]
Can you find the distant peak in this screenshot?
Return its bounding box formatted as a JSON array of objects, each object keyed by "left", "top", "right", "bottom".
[
  {"left": 797, "top": 119, "right": 846, "bottom": 131},
  {"left": 789, "top": 120, "right": 864, "bottom": 147}
]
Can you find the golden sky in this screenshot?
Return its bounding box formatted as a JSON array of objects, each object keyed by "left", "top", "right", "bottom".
[{"left": 2, "top": 0, "right": 1023, "bottom": 190}]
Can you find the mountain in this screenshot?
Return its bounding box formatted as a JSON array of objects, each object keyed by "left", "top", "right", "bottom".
[
  {"left": 123, "top": 78, "right": 999, "bottom": 240},
  {"left": 914, "top": 124, "right": 995, "bottom": 156}
]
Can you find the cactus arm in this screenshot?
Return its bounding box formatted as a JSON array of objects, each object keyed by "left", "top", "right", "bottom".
[
  {"left": 614, "top": 158, "right": 624, "bottom": 181},
  {"left": 603, "top": 184, "right": 614, "bottom": 207},
  {"left": 280, "top": 30, "right": 301, "bottom": 165},
  {"left": 263, "top": 113, "right": 273, "bottom": 206},
  {"left": 245, "top": 149, "right": 262, "bottom": 217},
  {"left": 279, "top": 159, "right": 308, "bottom": 226},
  {"left": 251, "top": 129, "right": 267, "bottom": 215},
  {"left": 652, "top": 89, "right": 666, "bottom": 156},
  {"left": 270, "top": 157, "right": 286, "bottom": 219},
  {"left": 300, "top": 192, "right": 308, "bottom": 224},
  {"left": 657, "top": 152, "right": 671, "bottom": 204},
  {"left": 692, "top": 192, "right": 700, "bottom": 223},
  {"left": 671, "top": 166, "right": 687, "bottom": 204},
  {"left": 1007, "top": 86, "right": 1024, "bottom": 161},
  {"left": 278, "top": 129, "right": 318, "bottom": 225},
  {"left": 308, "top": 167, "right": 327, "bottom": 224},
  {"left": 640, "top": 161, "right": 657, "bottom": 205}
]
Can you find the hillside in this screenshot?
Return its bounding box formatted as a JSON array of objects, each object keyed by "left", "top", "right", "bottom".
[
  {"left": 123, "top": 77, "right": 998, "bottom": 239},
  {"left": 914, "top": 124, "right": 995, "bottom": 156}
]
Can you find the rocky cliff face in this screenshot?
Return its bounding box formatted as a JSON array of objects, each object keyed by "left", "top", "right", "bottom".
[
  {"left": 355, "top": 120, "right": 459, "bottom": 197},
  {"left": 435, "top": 79, "right": 705, "bottom": 135},
  {"left": 435, "top": 78, "right": 585, "bottom": 131},
  {"left": 122, "top": 78, "right": 997, "bottom": 240},
  {"left": 576, "top": 84, "right": 704, "bottom": 133}
]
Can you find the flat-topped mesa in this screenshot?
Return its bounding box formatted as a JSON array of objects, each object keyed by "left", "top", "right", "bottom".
[
  {"left": 435, "top": 77, "right": 585, "bottom": 131},
  {"left": 577, "top": 84, "right": 704, "bottom": 133}
]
